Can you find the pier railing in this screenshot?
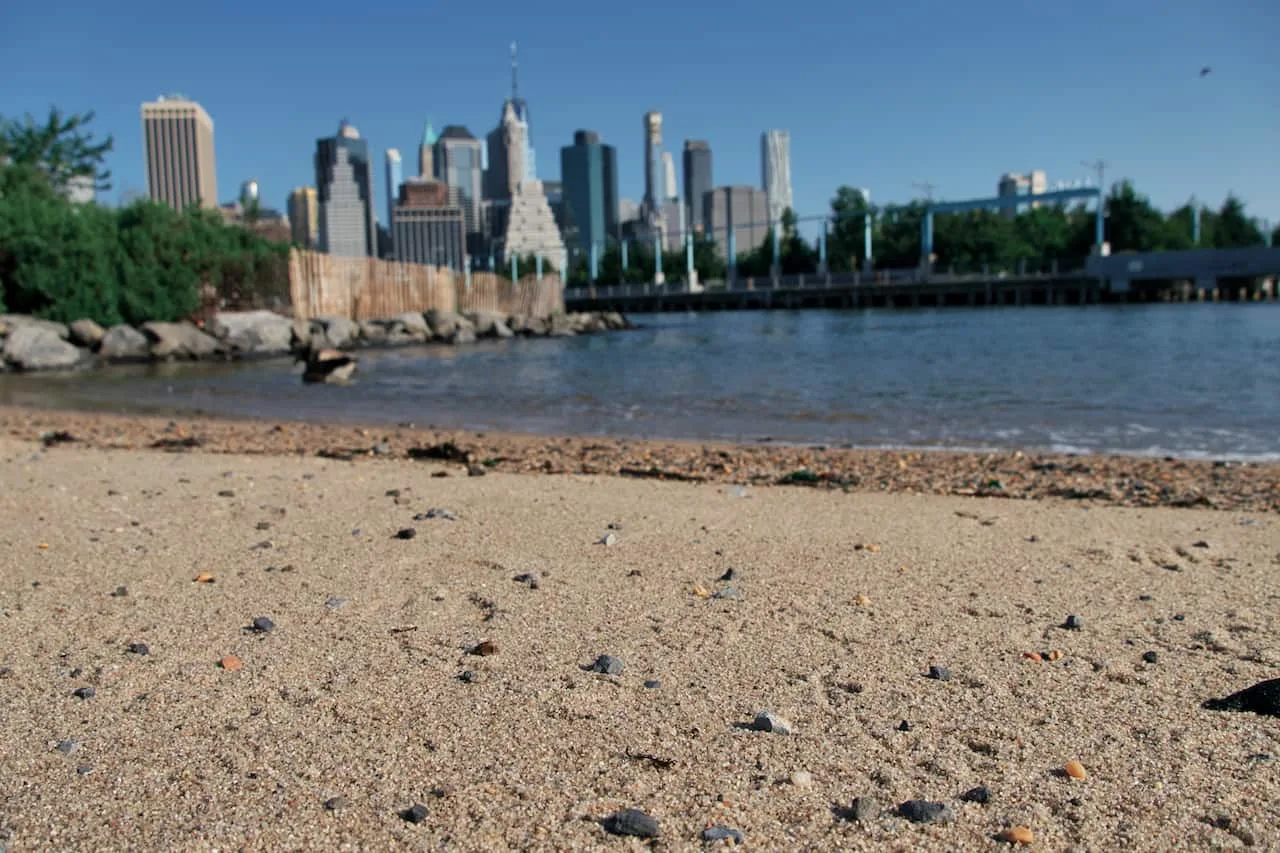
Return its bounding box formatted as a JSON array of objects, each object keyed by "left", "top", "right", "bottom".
[{"left": 288, "top": 249, "right": 564, "bottom": 321}]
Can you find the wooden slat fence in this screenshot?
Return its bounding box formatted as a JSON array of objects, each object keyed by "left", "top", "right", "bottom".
[{"left": 288, "top": 249, "right": 564, "bottom": 321}]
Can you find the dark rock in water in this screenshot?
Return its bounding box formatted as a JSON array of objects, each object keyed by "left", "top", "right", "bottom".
[
  {"left": 601, "top": 808, "right": 659, "bottom": 838},
  {"left": 897, "top": 800, "right": 954, "bottom": 824},
  {"left": 1202, "top": 678, "right": 1280, "bottom": 717},
  {"left": 400, "top": 803, "right": 429, "bottom": 824},
  {"left": 960, "top": 785, "right": 991, "bottom": 804},
  {"left": 702, "top": 825, "right": 744, "bottom": 843}
]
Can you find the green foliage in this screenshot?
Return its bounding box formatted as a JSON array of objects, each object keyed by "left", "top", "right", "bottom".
[{"left": 1, "top": 107, "right": 289, "bottom": 325}]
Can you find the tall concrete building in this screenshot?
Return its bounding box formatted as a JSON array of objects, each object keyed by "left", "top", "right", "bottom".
[
  {"left": 560, "top": 130, "right": 619, "bottom": 254},
  {"left": 287, "top": 187, "right": 319, "bottom": 248},
  {"left": 997, "top": 170, "right": 1047, "bottom": 217},
  {"left": 485, "top": 100, "right": 527, "bottom": 201},
  {"left": 642, "top": 111, "right": 662, "bottom": 212},
  {"left": 682, "top": 140, "right": 712, "bottom": 234},
  {"left": 384, "top": 149, "right": 402, "bottom": 228},
  {"left": 434, "top": 125, "right": 484, "bottom": 236},
  {"left": 704, "top": 185, "right": 769, "bottom": 259},
  {"left": 141, "top": 95, "right": 218, "bottom": 211},
  {"left": 392, "top": 178, "right": 466, "bottom": 269},
  {"left": 500, "top": 180, "right": 564, "bottom": 265},
  {"left": 761, "top": 130, "right": 792, "bottom": 227},
  {"left": 314, "top": 120, "right": 377, "bottom": 257},
  {"left": 661, "top": 151, "right": 678, "bottom": 203}
]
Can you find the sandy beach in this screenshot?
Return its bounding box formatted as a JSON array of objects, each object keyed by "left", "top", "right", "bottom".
[{"left": 0, "top": 418, "right": 1277, "bottom": 851}]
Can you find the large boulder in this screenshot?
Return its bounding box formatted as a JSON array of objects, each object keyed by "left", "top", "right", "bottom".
[
  {"left": 451, "top": 325, "right": 477, "bottom": 345},
  {"left": 425, "top": 309, "right": 471, "bottom": 340},
  {"left": 211, "top": 310, "right": 294, "bottom": 354},
  {"left": 465, "top": 311, "right": 513, "bottom": 340},
  {"left": 98, "top": 325, "right": 151, "bottom": 361},
  {"left": 523, "top": 316, "right": 550, "bottom": 337},
  {"left": 602, "top": 311, "right": 630, "bottom": 330},
  {"left": 141, "top": 321, "right": 224, "bottom": 360},
  {"left": 548, "top": 314, "right": 577, "bottom": 337},
  {"left": 506, "top": 314, "right": 529, "bottom": 335},
  {"left": 389, "top": 312, "right": 431, "bottom": 341},
  {"left": 310, "top": 316, "right": 360, "bottom": 349},
  {"left": 69, "top": 319, "right": 106, "bottom": 349},
  {"left": 358, "top": 320, "right": 389, "bottom": 343},
  {"left": 3, "top": 324, "right": 83, "bottom": 370},
  {"left": 0, "top": 315, "right": 70, "bottom": 340}
]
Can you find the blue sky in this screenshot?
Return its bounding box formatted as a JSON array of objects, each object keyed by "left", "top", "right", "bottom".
[{"left": 3, "top": 0, "right": 1277, "bottom": 228}]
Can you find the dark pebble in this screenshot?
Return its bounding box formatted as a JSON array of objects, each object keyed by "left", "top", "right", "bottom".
[
  {"left": 1174, "top": 613, "right": 1186, "bottom": 621},
  {"left": 960, "top": 785, "right": 991, "bottom": 804},
  {"left": 324, "top": 795, "right": 348, "bottom": 811},
  {"left": 1192, "top": 540, "right": 1210, "bottom": 548},
  {"left": 256, "top": 521, "right": 272, "bottom": 530},
  {"left": 415, "top": 507, "right": 457, "bottom": 521},
  {"left": 56, "top": 739, "right": 81, "bottom": 754},
  {"left": 897, "top": 720, "right": 913, "bottom": 732},
  {"left": 394, "top": 528, "right": 417, "bottom": 540},
  {"left": 589, "top": 654, "right": 625, "bottom": 675},
  {"left": 469, "top": 640, "right": 499, "bottom": 656},
  {"left": 927, "top": 665, "right": 951, "bottom": 681},
  {"left": 458, "top": 670, "right": 480, "bottom": 683},
  {"left": 1064, "top": 614, "right": 1084, "bottom": 630},
  {"left": 601, "top": 808, "right": 659, "bottom": 838},
  {"left": 713, "top": 586, "right": 741, "bottom": 600},
  {"left": 718, "top": 568, "right": 738, "bottom": 582},
  {"left": 110, "top": 586, "right": 128, "bottom": 597},
  {"left": 643, "top": 679, "right": 661, "bottom": 689},
  {"left": 1202, "top": 677, "right": 1280, "bottom": 717},
  {"left": 126, "top": 643, "right": 150, "bottom": 656},
  {"left": 251, "top": 616, "right": 275, "bottom": 634},
  {"left": 400, "top": 803, "right": 429, "bottom": 824},
  {"left": 385, "top": 489, "right": 401, "bottom": 498},
  {"left": 845, "top": 796, "right": 880, "bottom": 822},
  {"left": 513, "top": 572, "right": 539, "bottom": 589},
  {"left": 702, "top": 825, "right": 744, "bottom": 843},
  {"left": 897, "top": 799, "right": 954, "bottom": 824},
  {"left": 217, "top": 490, "right": 235, "bottom": 498},
  {"left": 1142, "top": 651, "right": 1160, "bottom": 664},
  {"left": 72, "top": 686, "right": 95, "bottom": 700},
  {"left": 76, "top": 764, "right": 93, "bottom": 775},
  {"left": 1139, "top": 594, "right": 1154, "bottom": 601}
]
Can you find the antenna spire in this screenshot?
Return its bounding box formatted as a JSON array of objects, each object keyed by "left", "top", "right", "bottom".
[{"left": 510, "top": 41, "right": 518, "bottom": 100}]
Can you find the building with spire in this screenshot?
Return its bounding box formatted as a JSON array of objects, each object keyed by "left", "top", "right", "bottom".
[{"left": 419, "top": 121, "right": 437, "bottom": 179}]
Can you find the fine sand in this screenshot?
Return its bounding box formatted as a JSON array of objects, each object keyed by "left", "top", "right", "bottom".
[{"left": 0, "top": 436, "right": 1277, "bottom": 851}]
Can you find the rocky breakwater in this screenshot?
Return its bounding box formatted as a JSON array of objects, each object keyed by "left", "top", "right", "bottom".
[{"left": 0, "top": 309, "right": 631, "bottom": 373}]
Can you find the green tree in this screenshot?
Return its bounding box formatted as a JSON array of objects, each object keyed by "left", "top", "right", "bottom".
[
  {"left": 827, "top": 186, "right": 874, "bottom": 271},
  {"left": 0, "top": 107, "right": 113, "bottom": 194},
  {"left": 1104, "top": 181, "right": 1172, "bottom": 252},
  {"left": 1209, "top": 195, "right": 1264, "bottom": 248}
]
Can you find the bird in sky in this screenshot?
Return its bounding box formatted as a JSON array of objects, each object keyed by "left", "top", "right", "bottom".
[{"left": 1200, "top": 66, "right": 1212, "bottom": 77}]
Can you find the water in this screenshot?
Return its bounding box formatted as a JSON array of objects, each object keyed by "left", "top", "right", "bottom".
[{"left": 4, "top": 304, "right": 1279, "bottom": 459}]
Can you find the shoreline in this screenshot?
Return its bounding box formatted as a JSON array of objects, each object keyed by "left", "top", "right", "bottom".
[{"left": 2, "top": 402, "right": 1276, "bottom": 513}]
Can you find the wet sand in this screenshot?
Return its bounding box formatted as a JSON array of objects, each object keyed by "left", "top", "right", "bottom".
[{"left": 0, "top": 428, "right": 1277, "bottom": 850}]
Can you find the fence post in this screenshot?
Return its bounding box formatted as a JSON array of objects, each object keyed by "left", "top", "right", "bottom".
[
  {"left": 536, "top": 253, "right": 543, "bottom": 278},
  {"left": 511, "top": 254, "right": 518, "bottom": 282}
]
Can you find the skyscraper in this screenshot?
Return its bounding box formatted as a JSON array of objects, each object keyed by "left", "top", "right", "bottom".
[
  {"left": 392, "top": 179, "right": 467, "bottom": 269},
  {"left": 287, "top": 187, "right": 319, "bottom": 248},
  {"left": 661, "top": 152, "right": 677, "bottom": 202},
  {"left": 682, "top": 140, "right": 712, "bottom": 233},
  {"left": 435, "top": 125, "right": 484, "bottom": 236},
  {"left": 384, "top": 149, "right": 402, "bottom": 228},
  {"left": 761, "top": 130, "right": 793, "bottom": 227},
  {"left": 642, "top": 111, "right": 662, "bottom": 212},
  {"left": 141, "top": 95, "right": 218, "bottom": 211},
  {"left": 560, "top": 129, "right": 619, "bottom": 254},
  {"left": 315, "top": 120, "right": 376, "bottom": 257},
  {"left": 485, "top": 100, "right": 527, "bottom": 201},
  {"left": 419, "top": 121, "right": 437, "bottom": 179},
  {"left": 704, "top": 185, "right": 770, "bottom": 258}
]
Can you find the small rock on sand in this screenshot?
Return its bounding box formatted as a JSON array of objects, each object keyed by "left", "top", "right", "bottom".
[
  {"left": 588, "top": 654, "right": 624, "bottom": 675},
  {"left": 394, "top": 527, "right": 417, "bottom": 540},
  {"left": 323, "top": 796, "right": 348, "bottom": 811},
  {"left": 751, "top": 711, "right": 792, "bottom": 735},
  {"left": 250, "top": 616, "right": 275, "bottom": 634},
  {"left": 702, "top": 825, "right": 744, "bottom": 843},
  {"left": 927, "top": 665, "right": 952, "bottom": 681},
  {"left": 842, "top": 797, "right": 879, "bottom": 822},
  {"left": 1064, "top": 614, "right": 1084, "bottom": 630},
  {"left": 960, "top": 785, "right": 991, "bottom": 804},
  {"left": 897, "top": 800, "right": 954, "bottom": 824},
  {"left": 601, "top": 808, "right": 659, "bottom": 838},
  {"left": 125, "top": 642, "right": 150, "bottom": 656},
  {"left": 598, "top": 532, "right": 618, "bottom": 546},
  {"left": 1202, "top": 677, "right": 1280, "bottom": 717},
  {"left": 72, "top": 686, "right": 95, "bottom": 700},
  {"left": 400, "top": 803, "right": 429, "bottom": 824},
  {"left": 56, "top": 740, "right": 81, "bottom": 754}
]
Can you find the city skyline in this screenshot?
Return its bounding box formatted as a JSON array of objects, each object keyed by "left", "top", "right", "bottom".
[{"left": 5, "top": 0, "right": 1277, "bottom": 227}]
